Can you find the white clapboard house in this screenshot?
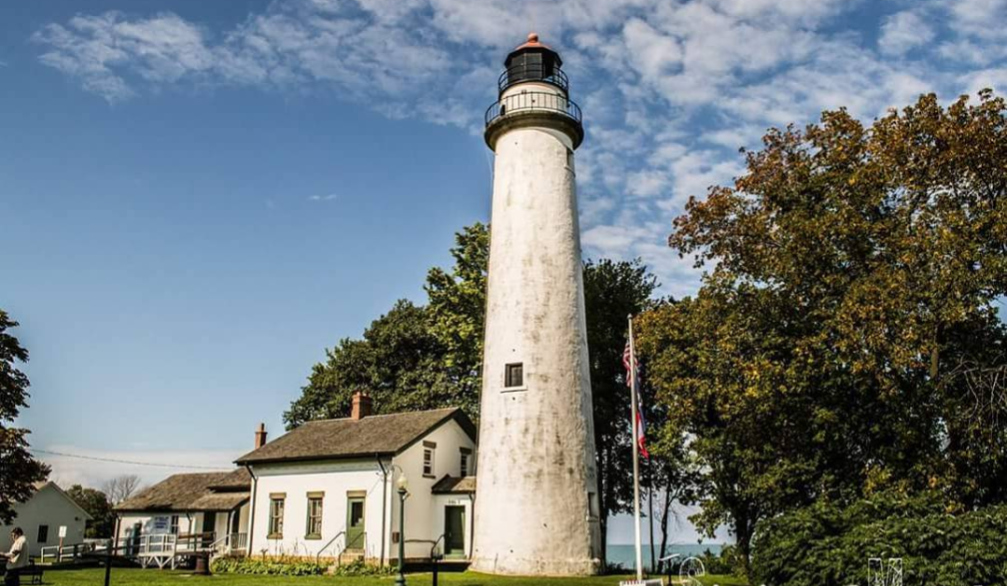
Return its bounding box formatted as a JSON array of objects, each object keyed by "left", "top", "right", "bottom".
[
  {"left": 0, "top": 482, "right": 92, "bottom": 559},
  {"left": 234, "top": 392, "right": 477, "bottom": 565}
]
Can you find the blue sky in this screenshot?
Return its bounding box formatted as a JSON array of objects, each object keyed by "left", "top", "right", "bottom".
[{"left": 2, "top": 0, "right": 1005, "bottom": 543}]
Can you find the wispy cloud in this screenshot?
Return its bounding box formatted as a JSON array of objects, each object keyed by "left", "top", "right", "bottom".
[
  {"left": 30, "top": 0, "right": 1007, "bottom": 295},
  {"left": 308, "top": 193, "right": 338, "bottom": 202}
]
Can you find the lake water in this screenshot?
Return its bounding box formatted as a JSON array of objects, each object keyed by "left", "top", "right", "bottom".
[{"left": 607, "top": 543, "right": 724, "bottom": 571}]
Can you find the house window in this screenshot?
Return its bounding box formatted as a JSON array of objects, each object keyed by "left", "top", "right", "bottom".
[
  {"left": 306, "top": 493, "right": 324, "bottom": 539},
  {"left": 460, "top": 447, "right": 472, "bottom": 477},
  {"left": 37, "top": 525, "right": 49, "bottom": 544},
  {"left": 504, "top": 363, "right": 524, "bottom": 388},
  {"left": 170, "top": 515, "right": 179, "bottom": 535},
  {"left": 268, "top": 494, "right": 285, "bottom": 538},
  {"left": 423, "top": 441, "right": 437, "bottom": 478}
]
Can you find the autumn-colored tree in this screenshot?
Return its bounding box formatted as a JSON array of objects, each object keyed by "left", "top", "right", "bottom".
[{"left": 638, "top": 91, "right": 1007, "bottom": 577}]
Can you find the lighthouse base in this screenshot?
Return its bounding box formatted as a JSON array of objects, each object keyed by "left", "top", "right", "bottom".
[{"left": 470, "top": 554, "right": 602, "bottom": 577}]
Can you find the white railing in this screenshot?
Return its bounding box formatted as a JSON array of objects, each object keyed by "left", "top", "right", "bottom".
[
  {"left": 117, "top": 534, "right": 179, "bottom": 557},
  {"left": 209, "top": 532, "right": 248, "bottom": 557},
  {"left": 229, "top": 532, "right": 248, "bottom": 552}
]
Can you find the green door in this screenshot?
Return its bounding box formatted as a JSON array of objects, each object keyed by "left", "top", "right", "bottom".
[
  {"left": 444, "top": 506, "right": 465, "bottom": 557},
  {"left": 346, "top": 496, "right": 366, "bottom": 550}
]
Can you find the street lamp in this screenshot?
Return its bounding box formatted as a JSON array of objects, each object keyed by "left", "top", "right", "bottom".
[{"left": 395, "top": 473, "right": 409, "bottom": 586}]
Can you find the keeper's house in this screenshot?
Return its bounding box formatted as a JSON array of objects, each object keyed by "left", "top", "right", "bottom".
[{"left": 234, "top": 393, "right": 477, "bottom": 564}]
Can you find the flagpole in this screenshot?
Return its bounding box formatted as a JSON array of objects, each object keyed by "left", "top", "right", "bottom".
[{"left": 628, "top": 314, "right": 643, "bottom": 581}]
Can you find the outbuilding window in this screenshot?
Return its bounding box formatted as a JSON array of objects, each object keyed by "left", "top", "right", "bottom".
[
  {"left": 268, "top": 494, "right": 285, "bottom": 538},
  {"left": 504, "top": 363, "right": 524, "bottom": 388},
  {"left": 37, "top": 525, "right": 49, "bottom": 544}
]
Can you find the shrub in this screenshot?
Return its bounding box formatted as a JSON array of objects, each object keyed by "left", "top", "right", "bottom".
[
  {"left": 699, "top": 545, "right": 743, "bottom": 576},
  {"left": 330, "top": 559, "right": 394, "bottom": 577},
  {"left": 210, "top": 556, "right": 326, "bottom": 576},
  {"left": 752, "top": 492, "right": 1007, "bottom": 586}
]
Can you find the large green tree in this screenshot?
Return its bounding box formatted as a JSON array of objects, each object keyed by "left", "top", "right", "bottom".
[
  {"left": 64, "top": 485, "right": 114, "bottom": 538},
  {"left": 638, "top": 91, "right": 1007, "bottom": 577},
  {"left": 0, "top": 310, "right": 50, "bottom": 524}
]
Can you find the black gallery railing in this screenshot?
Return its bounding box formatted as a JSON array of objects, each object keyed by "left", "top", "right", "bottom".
[{"left": 485, "top": 91, "right": 583, "bottom": 127}]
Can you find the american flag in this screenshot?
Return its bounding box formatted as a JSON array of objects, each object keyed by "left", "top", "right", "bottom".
[{"left": 623, "top": 340, "right": 650, "bottom": 459}]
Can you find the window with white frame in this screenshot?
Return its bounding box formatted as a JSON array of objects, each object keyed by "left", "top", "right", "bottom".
[
  {"left": 460, "top": 447, "right": 472, "bottom": 477},
  {"left": 423, "top": 441, "right": 436, "bottom": 477}
]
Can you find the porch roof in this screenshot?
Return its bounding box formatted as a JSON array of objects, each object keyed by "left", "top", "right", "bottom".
[
  {"left": 234, "top": 408, "right": 476, "bottom": 465},
  {"left": 115, "top": 471, "right": 250, "bottom": 513},
  {"left": 431, "top": 475, "right": 476, "bottom": 494}
]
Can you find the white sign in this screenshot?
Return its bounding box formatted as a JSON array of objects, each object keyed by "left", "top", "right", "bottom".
[{"left": 58, "top": 526, "right": 67, "bottom": 539}]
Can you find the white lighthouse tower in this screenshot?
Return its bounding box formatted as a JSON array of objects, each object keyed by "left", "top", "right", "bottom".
[{"left": 471, "top": 34, "right": 601, "bottom": 576}]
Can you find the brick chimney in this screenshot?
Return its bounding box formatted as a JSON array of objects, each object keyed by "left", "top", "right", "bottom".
[
  {"left": 254, "top": 423, "right": 267, "bottom": 449},
  {"left": 351, "top": 391, "right": 373, "bottom": 420}
]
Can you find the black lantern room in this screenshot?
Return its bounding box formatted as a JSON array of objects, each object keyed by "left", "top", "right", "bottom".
[{"left": 499, "top": 33, "right": 569, "bottom": 95}]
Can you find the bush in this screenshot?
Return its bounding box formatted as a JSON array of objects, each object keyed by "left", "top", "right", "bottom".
[
  {"left": 330, "top": 559, "right": 394, "bottom": 577},
  {"left": 210, "top": 556, "right": 326, "bottom": 576},
  {"left": 699, "top": 545, "right": 742, "bottom": 576},
  {"left": 752, "top": 492, "right": 1007, "bottom": 586}
]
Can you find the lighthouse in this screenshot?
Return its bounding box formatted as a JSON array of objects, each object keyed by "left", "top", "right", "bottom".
[{"left": 471, "top": 34, "right": 601, "bottom": 576}]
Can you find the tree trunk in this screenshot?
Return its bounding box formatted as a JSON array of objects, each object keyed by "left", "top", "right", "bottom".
[
  {"left": 734, "top": 515, "right": 755, "bottom": 581},
  {"left": 657, "top": 488, "right": 673, "bottom": 575}
]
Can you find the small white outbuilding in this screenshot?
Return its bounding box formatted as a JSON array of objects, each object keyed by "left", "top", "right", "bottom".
[{"left": 0, "top": 482, "right": 92, "bottom": 558}]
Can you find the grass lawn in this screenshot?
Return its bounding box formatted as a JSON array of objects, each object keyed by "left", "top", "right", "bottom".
[{"left": 39, "top": 568, "right": 748, "bottom": 586}]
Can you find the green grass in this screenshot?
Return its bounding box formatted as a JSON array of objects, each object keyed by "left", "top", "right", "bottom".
[{"left": 38, "top": 568, "right": 748, "bottom": 586}]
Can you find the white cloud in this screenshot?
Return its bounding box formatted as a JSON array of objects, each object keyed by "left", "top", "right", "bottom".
[
  {"left": 946, "top": 0, "right": 1007, "bottom": 39},
  {"left": 308, "top": 193, "right": 338, "bottom": 201},
  {"left": 879, "top": 10, "right": 935, "bottom": 56}
]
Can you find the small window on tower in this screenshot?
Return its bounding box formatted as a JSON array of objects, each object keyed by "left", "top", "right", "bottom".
[{"left": 505, "top": 363, "right": 524, "bottom": 388}]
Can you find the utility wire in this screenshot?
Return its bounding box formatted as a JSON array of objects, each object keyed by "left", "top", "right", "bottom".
[{"left": 31, "top": 448, "right": 228, "bottom": 470}]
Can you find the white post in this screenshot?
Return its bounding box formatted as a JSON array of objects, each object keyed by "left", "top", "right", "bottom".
[{"left": 628, "top": 315, "right": 643, "bottom": 581}]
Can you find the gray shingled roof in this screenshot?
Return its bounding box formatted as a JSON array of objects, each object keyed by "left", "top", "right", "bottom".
[
  {"left": 235, "top": 408, "right": 475, "bottom": 465},
  {"left": 431, "top": 475, "right": 476, "bottom": 494},
  {"left": 115, "top": 472, "right": 249, "bottom": 513}
]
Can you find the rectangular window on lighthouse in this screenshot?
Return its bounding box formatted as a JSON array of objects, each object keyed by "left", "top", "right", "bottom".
[{"left": 504, "top": 363, "right": 524, "bottom": 388}]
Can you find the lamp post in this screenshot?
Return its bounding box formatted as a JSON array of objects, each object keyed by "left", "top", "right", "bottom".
[{"left": 395, "top": 473, "right": 409, "bottom": 586}]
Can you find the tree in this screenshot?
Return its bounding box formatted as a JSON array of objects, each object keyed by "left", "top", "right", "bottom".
[
  {"left": 424, "top": 222, "right": 489, "bottom": 415},
  {"left": 102, "top": 474, "right": 141, "bottom": 505},
  {"left": 285, "top": 300, "right": 452, "bottom": 426},
  {"left": 582, "top": 258, "right": 659, "bottom": 559},
  {"left": 64, "top": 485, "right": 114, "bottom": 538},
  {"left": 0, "top": 309, "right": 50, "bottom": 524},
  {"left": 638, "top": 90, "right": 1007, "bottom": 578}
]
